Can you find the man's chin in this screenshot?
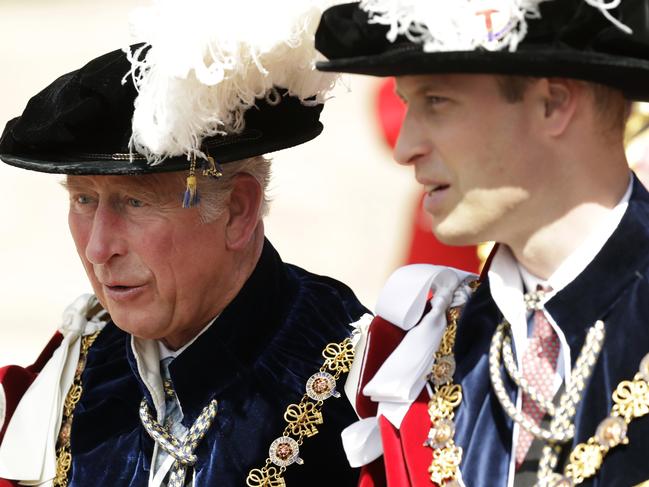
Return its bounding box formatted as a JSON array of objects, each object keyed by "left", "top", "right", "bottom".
[
  {"left": 109, "top": 309, "right": 167, "bottom": 341},
  {"left": 432, "top": 221, "right": 485, "bottom": 247}
]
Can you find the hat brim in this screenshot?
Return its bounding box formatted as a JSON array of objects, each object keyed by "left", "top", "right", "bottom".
[
  {"left": 0, "top": 123, "right": 323, "bottom": 175},
  {"left": 317, "top": 47, "right": 649, "bottom": 101}
]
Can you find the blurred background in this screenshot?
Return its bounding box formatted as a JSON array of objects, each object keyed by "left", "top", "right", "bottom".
[
  {"left": 0, "top": 0, "right": 421, "bottom": 365},
  {"left": 2, "top": 1, "right": 649, "bottom": 367}
]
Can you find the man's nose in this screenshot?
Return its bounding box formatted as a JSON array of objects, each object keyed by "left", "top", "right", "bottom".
[
  {"left": 393, "top": 110, "right": 431, "bottom": 167},
  {"left": 85, "top": 204, "right": 126, "bottom": 265}
]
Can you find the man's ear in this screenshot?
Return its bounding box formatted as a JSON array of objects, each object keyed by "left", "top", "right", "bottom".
[
  {"left": 536, "top": 78, "right": 579, "bottom": 137},
  {"left": 224, "top": 173, "right": 262, "bottom": 250}
]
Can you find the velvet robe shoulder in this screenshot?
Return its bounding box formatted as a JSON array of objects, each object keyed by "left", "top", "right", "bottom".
[
  {"left": 352, "top": 176, "right": 649, "bottom": 487},
  {"left": 65, "top": 239, "right": 367, "bottom": 486},
  {"left": 453, "top": 176, "right": 649, "bottom": 487}
]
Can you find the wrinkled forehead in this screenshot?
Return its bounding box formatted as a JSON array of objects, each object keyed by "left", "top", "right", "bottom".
[{"left": 64, "top": 172, "right": 184, "bottom": 194}]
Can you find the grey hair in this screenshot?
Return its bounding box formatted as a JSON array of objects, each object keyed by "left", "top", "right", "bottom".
[{"left": 193, "top": 155, "right": 272, "bottom": 222}]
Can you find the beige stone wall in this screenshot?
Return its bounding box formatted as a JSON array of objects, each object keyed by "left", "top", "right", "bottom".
[{"left": 0, "top": 0, "right": 417, "bottom": 365}]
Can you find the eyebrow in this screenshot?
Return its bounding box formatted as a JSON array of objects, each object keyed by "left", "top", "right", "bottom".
[
  {"left": 60, "top": 177, "right": 93, "bottom": 193},
  {"left": 61, "top": 176, "right": 175, "bottom": 207}
]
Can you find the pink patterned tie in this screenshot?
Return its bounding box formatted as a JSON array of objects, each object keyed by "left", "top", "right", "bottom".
[{"left": 515, "top": 307, "right": 561, "bottom": 467}]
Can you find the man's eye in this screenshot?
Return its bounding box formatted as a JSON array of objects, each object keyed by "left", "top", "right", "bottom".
[
  {"left": 74, "top": 194, "right": 92, "bottom": 205},
  {"left": 127, "top": 198, "right": 145, "bottom": 208},
  {"left": 426, "top": 95, "right": 446, "bottom": 106}
]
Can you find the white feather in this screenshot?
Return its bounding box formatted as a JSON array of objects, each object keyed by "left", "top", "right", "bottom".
[
  {"left": 125, "top": 0, "right": 340, "bottom": 163},
  {"left": 359, "top": 0, "right": 632, "bottom": 55},
  {"left": 359, "top": 0, "right": 548, "bottom": 53}
]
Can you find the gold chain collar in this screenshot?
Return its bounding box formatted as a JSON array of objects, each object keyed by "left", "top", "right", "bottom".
[
  {"left": 423, "top": 295, "right": 649, "bottom": 487},
  {"left": 425, "top": 306, "right": 464, "bottom": 486},
  {"left": 246, "top": 336, "right": 355, "bottom": 487},
  {"left": 54, "top": 331, "right": 101, "bottom": 487},
  {"left": 556, "top": 352, "right": 649, "bottom": 487},
  {"left": 381, "top": 265, "right": 649, "bottom": 487},
  {"left": 52, "top": 328, "right": 356, "bottom": 487}
]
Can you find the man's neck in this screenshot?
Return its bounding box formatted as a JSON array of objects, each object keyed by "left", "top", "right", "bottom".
[
  {"left": 509, "top": 172, "right": 631, "bottom": 280},
  {"left": 161, "top": 226, "right": 266, "bottom": 351}
]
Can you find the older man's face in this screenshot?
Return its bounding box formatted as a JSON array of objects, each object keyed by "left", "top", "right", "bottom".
[{"left": 66, "top": 173, "right": 230, "bottom": 347}]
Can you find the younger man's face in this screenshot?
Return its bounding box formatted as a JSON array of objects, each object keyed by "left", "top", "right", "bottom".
[{"left": 394, "top": 73, "right": 542, "bottom": 246}]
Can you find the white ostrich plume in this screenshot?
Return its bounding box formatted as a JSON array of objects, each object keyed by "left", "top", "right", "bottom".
[
  {"left": 359, "top": 0, "right": 548, "bottom": 53},
  {"left": 124, "top": 0, "right": 339, "bottom": 164},
  {"left": 359, "top": 0, "right": 631, "bottom": 54}
]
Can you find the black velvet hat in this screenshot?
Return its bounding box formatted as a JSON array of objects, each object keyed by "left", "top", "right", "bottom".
[
  {"left": 316, "top": 0, "right": 649, "bottom": 101},
  {"left": 0, "top": 47, "right": 324, "bottom": 175}
]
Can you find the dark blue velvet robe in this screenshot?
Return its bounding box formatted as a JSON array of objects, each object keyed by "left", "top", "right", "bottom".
[
  {"left": 453, "top": 176, "right": 649, "bottom": 486},
  {"left": 67, "top": 239, "right": 367, "bottom": 486}
]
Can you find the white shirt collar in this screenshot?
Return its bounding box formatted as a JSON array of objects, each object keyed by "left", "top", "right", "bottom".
[
  {"left": 489, "top": 174, "right": 632, "bottom": 328},
  {"left": 157, "top": 316, "right": 218, "bottom": 361},
  {"left": 131, "top": 316, "right": 219, "bottom": 420}
]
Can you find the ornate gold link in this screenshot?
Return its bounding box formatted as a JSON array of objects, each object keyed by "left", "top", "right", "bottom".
[
  {"left": 246, "top": 466, "right": 287, "bottom": 487},
  {"left": 63, "top": 384, "right": 83, "bottom": 418},
  {"left": 438, "top": 308, "right": 460, "bottom": 356},
  {"left": 284, "top": 402, "right": 324, "bottom": 438},
  {"left": 564, "top": 439, "right": 604, "bottom": 484},
  {"left": 322, "top": 337, "right": 354, "bottom": 377},
  {"left": 612, "top": 377, "right": 649, "bottom": 422},
  {"left": 428, "top": 384, "right": 462, "bottom": 419},
  {"left": 54, "top": 450, "right": 72, "bottom": 486},
  {"left": 429, "top": 445, "right": 463, "bottom": 485}
]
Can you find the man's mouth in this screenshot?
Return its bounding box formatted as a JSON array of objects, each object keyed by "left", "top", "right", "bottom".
[
  {"left": 428, "top": 184, "right": 450, "bottom": 194},
  {"left": 102, "top": 282, "right": 146, "bottom": 301}
]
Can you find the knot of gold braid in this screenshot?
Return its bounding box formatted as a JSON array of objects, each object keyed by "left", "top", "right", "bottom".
[
  {"left": 489, "top": 319, "right": 609, "bottom": 487},
  {"left": 139, "top": 397, "right": 218, "bottom": 487},
  {"left": 246, "top": 335, "right": 355, "bottom": 487},
  {"left": 54, "top": 331, "right": 101, "bottom": 487},
  {"left": 425, "top": 306, "right": 465, "bottom": 487},
  {"left": 489, "top": 320, "right": 605, "bottom": 444},
  {"left": 554, "top": 352, "right": 649, "bottom": 487}
]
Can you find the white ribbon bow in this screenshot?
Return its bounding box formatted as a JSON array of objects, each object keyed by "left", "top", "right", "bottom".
[
  {"left": 0, "top": 294, "right": 107, "bottom": 486},
  {"left": 342, "top": 265, "right": 475, "bottom": 468}
]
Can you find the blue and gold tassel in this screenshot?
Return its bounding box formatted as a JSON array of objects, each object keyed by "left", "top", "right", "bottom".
[{"left": 182, "top": 155, "right": 200, "bottom": 208}]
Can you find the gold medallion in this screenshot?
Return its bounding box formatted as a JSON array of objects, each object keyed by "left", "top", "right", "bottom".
[
  {"left": 424, "top": 418, "right": 456, "bottom": 449},
  {"left": 269, "top": 437, "right": 303, "bottom": 467},
  {"left": 429, "top": 355, "right": 456, "bottom": 387},
  {"left": 594, "top": 416, "right": 628, "bottom": 448},
  {"left": 306, "top": 372, "right": 340, "bottom": 401}
]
